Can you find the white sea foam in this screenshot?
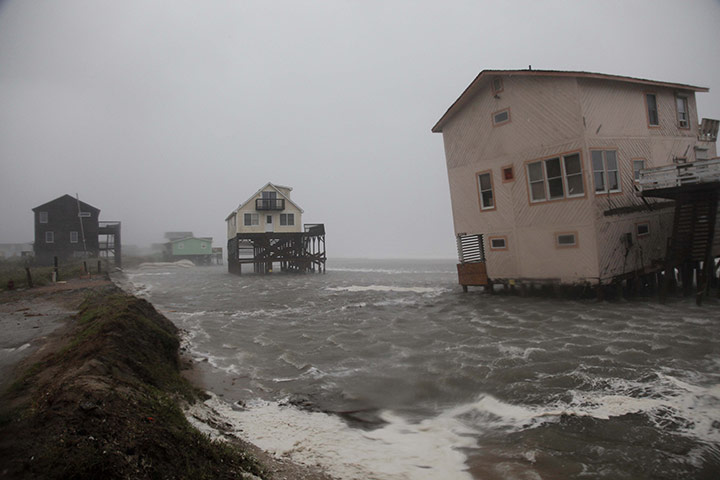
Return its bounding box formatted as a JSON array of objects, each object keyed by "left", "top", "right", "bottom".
[
  {"left": 189, "top": 393, "right": 474, "bottom": 480},
  {"left": 461, "top": 374, "right": 720, "bottom": 445},
  {"left": 327, "top": 285, "right": 443, "bottom": 294}
]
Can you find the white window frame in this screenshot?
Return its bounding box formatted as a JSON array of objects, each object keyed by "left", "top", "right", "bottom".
[
  {"left": 676, "top": 95, "right": 689, "bottom": 128},
  {"left": 39, "top": 211, "right": 48, "bottom": 224},
  {"left": 477, "top": 171, "right": 495, "bottom": 210},
  {"left": 244, "top": 213, "right": 259, "bottom": 226},
  {"left": 591, "top": 149, "right": 621, "bottom": 194},
  {"left": 45, "top": 231, "right": 54, "bottom": 243},
  {"left": 637, "top": 222, "right": 650, "bottom": 237},
  {"left": 70, "top": 231, "right": 79, "bottom": 243},
  {"left": 526, "top": 152, "right": 584, "bottom": 203}
]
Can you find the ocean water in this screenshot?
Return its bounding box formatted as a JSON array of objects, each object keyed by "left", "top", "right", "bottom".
[{"left": 126, "top": 259, "right": 720, "bottom": 479}]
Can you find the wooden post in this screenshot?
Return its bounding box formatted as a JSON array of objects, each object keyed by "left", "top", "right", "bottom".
[
  {"left": 53, "top": 256, "right": 59, "bottom": 282},
  {"left": 83, "top": 261, "right": 88, "bottom": 274},
  {"left": 97, "top": 260, "right": 102, "bottom": 274},
  {"left": 25, "top": 267, "right": 33, "bottom": 288}
]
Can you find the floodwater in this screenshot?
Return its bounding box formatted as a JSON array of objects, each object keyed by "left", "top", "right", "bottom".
[{"left": 126, "top": 259, "right": 720, "bottom": 479}]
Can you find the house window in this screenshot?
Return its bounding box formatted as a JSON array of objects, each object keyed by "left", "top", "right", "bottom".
[
  {"left": 646, "top": 93, "right": 659, "bottom": 126},
  {"left": 555, "top": 232, "right": 577, "bottom": 248},
  {"left": 244, "top": 213, "right": 259, "bottom": 226},
  {"left": 39, "top": 211, "right": 48, "bottom": 223},
  {"left": 591, "top": 149, "right": 621, "bottom": 194},
  {"left": 70, "top": 231, "right": 79, "bottom": 244},
  {"left": 489, "top": 236, "right": 507, "bottom": 250},
  {"left": 633, "top": 159, "right": 646, "bottom": 181},
  {"left": 676, "top": 96, "right": 689, "bottom": 128},
  {"left": 45, "top": 231, "right": 54, "bottom": 243},
  {"left": 280, "top": 213, "right": 295, "bottom": 226},
  {"left": 502, "top": 166, "right": 514, "bottom": 182},
  {"left": 492, "top": 77, "right": 504, "bottom": 94},
  {"left": 526, "top": 152, "right": 584, "bottom": 203},
  {"left": 637, "top": 222, "right": 650, "bottom": 237},
  {"left": 492, "top": 108, "right": 510, "bottom": 126},
  {"left": 477, "top": 171, "right": 495, "bottom": 210}
]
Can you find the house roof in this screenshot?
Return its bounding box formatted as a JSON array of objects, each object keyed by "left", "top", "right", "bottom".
[
  {"left": 431, "top": 69, "right": 710, "bottom": 133},
  {"left": 32, "top": 194, "right": 100, "bottom": 213},
  {"left": 167, "top": 236, "right": 212, "bottom": 245},
  {"left": 225, "top": 182, "right": 304, "bottom": 220}
]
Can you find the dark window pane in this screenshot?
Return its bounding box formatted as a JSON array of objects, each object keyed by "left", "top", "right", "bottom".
[
  {"left": 608, "top": 171, "right": 619, "bottom": 191},
  {"left": 545, "top": 158, "right": 561, "bottom": 178},
  {"left": 564, "top": 154, "right": 581, "bottom": 175},
  {"left": 591, "top": 151, "right": 604, "bottom": 171},
  {"left": 481, "top": 191, "right": 493, "bottom": 208},
  {"left": 594, "top": 171, "right": 605, "bottom": 192},
  {"left": 566, "top": 174, "right": 584, "bottom": 195},
  {"left": 548, "top": 178, "right": 564, "bottom": 199},
  {"left": 479, "top": 173, "right": 491, "bottom": 191},
  {"left": 606, "top": 150, "right": 617, "bottom": 170},
  {"left": 558, "top": 234, "right": 576, "bottom": 245},
  {"left": 494, "top": 110, "right": 509, "bottom": 124}
]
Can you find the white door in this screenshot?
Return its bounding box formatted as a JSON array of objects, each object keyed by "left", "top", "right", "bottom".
[{"left": 265, "top": 215, "right": 274, "bottom": 232}]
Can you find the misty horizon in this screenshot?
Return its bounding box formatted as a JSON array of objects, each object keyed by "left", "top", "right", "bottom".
[{"left": 2, "top": 1, "right": 719, "bottom": 258}]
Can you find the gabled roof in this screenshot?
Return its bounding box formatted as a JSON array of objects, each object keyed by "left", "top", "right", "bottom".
[
  {"left": 431, "top": 69, "right": 710, "bottom": 133},
  {"left": 225, "top": 182, "right": 304, "bottom": 220},
  {"left": 32, "top": 194, "right": 100, "bottom": 213},
  {"left": 167, "top": 236, "right": 212, "bottom": 245}
]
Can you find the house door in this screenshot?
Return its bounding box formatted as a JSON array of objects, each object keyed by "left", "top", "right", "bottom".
[{"left": 265, "top": 215, "right": 274, "bottom": 232}]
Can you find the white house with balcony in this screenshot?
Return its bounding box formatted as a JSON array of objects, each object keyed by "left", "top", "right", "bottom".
[{"left": 225, "top": 182, "right": 304, "bottom": 239}]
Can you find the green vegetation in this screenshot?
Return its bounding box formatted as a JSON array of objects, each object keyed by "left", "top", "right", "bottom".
[{"left": 0, "top": 288, "right": 268, "bottom": 479}]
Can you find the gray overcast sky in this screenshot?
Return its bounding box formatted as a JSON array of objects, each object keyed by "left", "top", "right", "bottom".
[{"left": 1, "top": 0, "right": 719, "bottom": 258}]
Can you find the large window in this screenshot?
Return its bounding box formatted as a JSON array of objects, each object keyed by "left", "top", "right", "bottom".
[
  {"left": 280, "top": 213, "right": 295, "bottom": 226},
  {"left": 39, "top": 211, "right": 48, "bottom": 223},
  {"left": 477, "top": 171, "right": 495, "bottom": 210},
  {"left": 676, "top": 96, "right": 689, "bottom": 128},
  {"left": 526, "top": 152, "right": 584, "bottom": 203},
  {"left": 244, "top": 213, "right": 259, "bottom": 226},
  {"left": 646, "top": 93, "right": 659, "bottom": 126},
  {"left": 591, "top": 149, "right": 621, "bottom": 194},
  {"left": 70, "top": 231, "right": 79, "bottom": 243},
  {"left": 45, "top": 231, "right": 54, "bottom": 243}
]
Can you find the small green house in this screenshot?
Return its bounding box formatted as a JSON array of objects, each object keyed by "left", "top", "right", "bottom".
[{"left": 164, "top": 236, "right": 213, "bottom": 265}]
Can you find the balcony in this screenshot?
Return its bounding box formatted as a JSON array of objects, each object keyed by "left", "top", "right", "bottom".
[
  {"left": 637, "top": 158, "right": 720, "bottom": 194},
  {"left": 255, "top": 198, "right": 285, "bottom": 210},
  {"left": 698, "top": 118, "right": 719, "bottom": 142}
]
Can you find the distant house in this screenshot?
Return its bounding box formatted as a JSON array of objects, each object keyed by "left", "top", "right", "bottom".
[
  {"left": 225, "top": 182, "right": 304, "bottom": 237},
  {"left": 432, "top": 69, "right": 719, "bottom": 290},
  {"left": 164, "top": 235, "right": 214, "bottom": 265},
  {"left": 32, "top": 194, "right": 101, "bottom": 265},
  {"left": 225, "top": 183, "right": 326, "bottom": 274},
  {"left": 0, "top": 243, "right": 33, "bottom": 259}
]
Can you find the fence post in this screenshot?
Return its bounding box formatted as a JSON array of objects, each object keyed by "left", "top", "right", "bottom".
[
  {"left": 25, "top": 267, "right": 33, "bottom": 288},
  {"left": 53, "top": 256, "right": 59, "bottom": 282}
]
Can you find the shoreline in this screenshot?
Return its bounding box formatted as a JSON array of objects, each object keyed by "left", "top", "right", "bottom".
[{"left": 0, "top": 277, "right": 337, "bottom": 480}]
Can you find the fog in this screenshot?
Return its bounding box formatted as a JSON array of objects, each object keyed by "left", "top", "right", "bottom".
[{"left": 1, "top": 0, "right": 719, "bottom": 258}]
